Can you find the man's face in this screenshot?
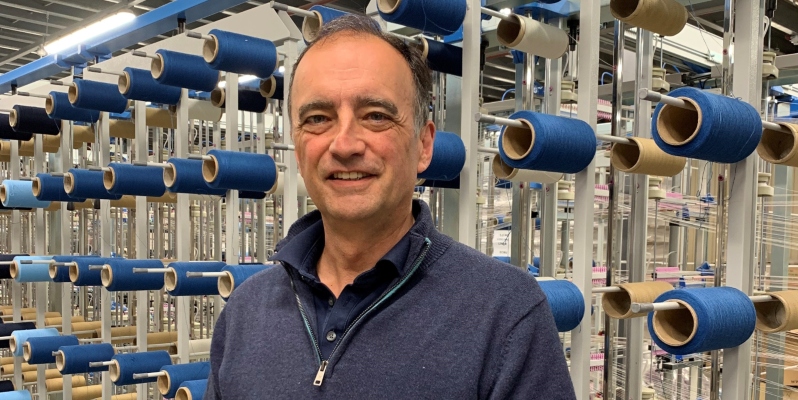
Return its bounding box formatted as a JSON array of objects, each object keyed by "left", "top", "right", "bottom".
[{"left": 291, "top": 34, "right": 434, "bottom": 223}]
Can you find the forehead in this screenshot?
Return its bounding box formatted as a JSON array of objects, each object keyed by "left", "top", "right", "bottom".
[{"left": 292, "top": 34, "right": 414, "bottom": 104}]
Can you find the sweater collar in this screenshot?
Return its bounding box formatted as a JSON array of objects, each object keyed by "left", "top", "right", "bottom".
[{"left": 270, "top": 200, "right": 434, "bottom": 277}]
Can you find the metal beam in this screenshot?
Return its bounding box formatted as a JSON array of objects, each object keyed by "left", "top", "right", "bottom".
[
  {"left": 0, "top": 33, "right": 35, "bottom": 44},
  {"left": 0, "top": 1, "right": 84, "bottom": 22},
  {"left": 41, "top": 0, "right": 100, "bottom": 13},
  {"left": 0, "top": 24, "right": 46, "bottom": 36},
  {"left": 0, "top": 0, "right": 148, "bottom": 68},
  {"left": 0, "top": 10, "right": 67, "bottom": 29}
]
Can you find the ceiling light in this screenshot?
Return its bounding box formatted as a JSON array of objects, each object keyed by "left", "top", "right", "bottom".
[
  {"left": 500, "top": 8, "right": 512, "bottom": 15},
  {"left": 278, "top": 66, "right": 285, "bottom": 73},
  {"left": 44, "top": 12, "right": 136, "bottom": 55}
]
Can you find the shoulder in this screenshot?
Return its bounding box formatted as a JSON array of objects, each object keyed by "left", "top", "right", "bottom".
[
  {"left": 421, "top": 231, "right": 547, "bottom": 314},
  {"left": 221, "top": 265, "right": 290, "bottom": 313}
]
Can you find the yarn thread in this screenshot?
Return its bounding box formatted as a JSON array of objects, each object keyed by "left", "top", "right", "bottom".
[
  {"left": 24, "top": 335, "right": 79, "bottom": 364},
  {"left": 203, "top": 149, "right": 276, "bottom": 192},
  {"left": 119, "top": 67, "right": 181, "bottom": 105},
  {"left": 647, "top": 287, "right": 755, "bottom": 355},
  {"left": 65, "top": 169, "right": 123, "bottom": 200},
  {"left": 377, "top": 0, "right": 467, "bottom": 36},
  {"left": 158, "top": 362, "right": 211, "bottom": 398},
  {"left": 70, "top": 257, "right": 114, "bottom": 287},
  {"left": 164, "top": 158, "right": 227, "bottom": 196},
  {"left": 10, "top": 255, "right": 53, "bottom": 283},
  {"left": 69, "top": 80, "right": 129, "bottom": 113},
  {"left": 104, "top": 163, "right": 167, "bottom": 197},
  {"left": 165, "top": 261, "right": 226, "bottom": 296},
  {"left": 1, "top": 181, "right": 51, "bottom": 209},
  {"left": 33, "top": 174, "right": 86, "bottom": 202},
  {"left": 102, "top": 259, "right": 165, "bottom": 292},
  {"left": 302, "top": 6, "right": 349, "bottom": 43},
  {"left": 418, "top": 131, "right": 466, "bottom": 181},
  {"left": 218, "top": 264, "right": 272, "bottom": 300},
  {"left": 9, "top": 328, "right": 59, "bottom": 357},
  {"left": 416, "top": 37, "right": 462, "bottom": 77},
  {"left": 0, "top": 114, "right": 32, "bottom": 141},
  {"left": 499, "top": 110, "right": 596, "bottom": 173},
  {"left": 210, "top": 87, "right": 268, "bottom": 113},
  {"left": 153, "top": 49, "right": 220, "bottom": 92},
  {"left": 204, "top": 29, "right": 277, "bottom": 78},
  {"left": 176, "top": 379, "right": 207, "bottom": 400},
  {"left": 537, "top": 280, "right": 585, "bottom": 332},
  {"left": 10, "top": 105, "right": 60, "bottom": 135},
  {"left": 652, "top": 87, "right": 762, "bottom": 163},
  {"left": 56, "top": 343, "right": 115, "bottom": 374},
  {"left": 259, "top": 73, "right": 284, "bottom": 100},
  {"left": 110, "top": 351, "right": 172, "bottom": 386},
  {"left": 46, "top": 92, "right": 100, "bottom": 123}
]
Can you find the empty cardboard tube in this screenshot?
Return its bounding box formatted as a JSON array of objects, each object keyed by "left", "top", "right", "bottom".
[
  {"left": 757, "top": 122, "right": 798, "bottom": 167},
  {"left": 610, "top": 137, "right": 686, "bottom": 177},
  {"left": 610, "top": 0, "right": 688, "bottom": 36},
  {"left": 754, "top": 290, "right": 798, "bottom": 333}
]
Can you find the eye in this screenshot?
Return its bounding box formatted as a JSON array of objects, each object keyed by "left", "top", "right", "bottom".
[
  {"left": 304, "top": 115, "right": 329, "bottom": 125},
  {"left": 366, "top": 112, "right": 389, "bottom": 122}
]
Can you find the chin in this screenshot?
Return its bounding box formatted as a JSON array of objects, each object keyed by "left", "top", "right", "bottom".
[{"left": 317, "top": 197, "right": 381, "bottom": 221}]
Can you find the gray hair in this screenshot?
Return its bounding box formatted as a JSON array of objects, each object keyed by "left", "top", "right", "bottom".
[{"left": 287, "top": 14, "right": 432, "bottom": 136}]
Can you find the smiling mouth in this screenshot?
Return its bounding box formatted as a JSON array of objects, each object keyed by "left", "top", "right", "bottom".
[{"left": 330, "top": 172, "right": 374, "bottom": 181}]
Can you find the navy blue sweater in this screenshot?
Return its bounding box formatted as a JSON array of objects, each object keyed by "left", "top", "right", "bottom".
[{"left": 205, "top": 200, "right": 575, "bottom": 399}]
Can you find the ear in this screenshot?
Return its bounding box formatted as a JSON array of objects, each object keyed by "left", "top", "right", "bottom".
[{"left": 416, "top": 121, "right": 436, "bottom": 174}]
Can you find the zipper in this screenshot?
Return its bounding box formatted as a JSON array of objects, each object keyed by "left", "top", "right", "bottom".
[{"left": 288, "top": 237, "right": 432, "bottom": 387}]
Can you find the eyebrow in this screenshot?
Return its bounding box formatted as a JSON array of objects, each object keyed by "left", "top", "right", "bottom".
[
  {"left": 354, "top": 96, "right": 399, "bottom": 117},
  {"left": 297, "top": 100, "right": 336, "bottom": 121}
]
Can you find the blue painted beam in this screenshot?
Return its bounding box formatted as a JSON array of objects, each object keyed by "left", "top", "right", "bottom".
[{"left": 0, "top": 0, "right": 249, "bottom": 94}]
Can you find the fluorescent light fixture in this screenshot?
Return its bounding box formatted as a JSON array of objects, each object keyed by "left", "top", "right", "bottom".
[
  {"left": 500, "top": 8, "right": 511, "bottom": 15},
  {"left": 217, "top": 75, "right": 258, "bottom": 88},
  {"left": 44, "top": 12, "right": 136, "bottom": 55}
]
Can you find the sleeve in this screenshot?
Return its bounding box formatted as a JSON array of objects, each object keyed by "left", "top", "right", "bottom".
[
  {"left": 485, "top": 298, "right": 577, "bottom": 400},
  {"left": 203, "top": 308, "right": 227, "bottom": 400}
]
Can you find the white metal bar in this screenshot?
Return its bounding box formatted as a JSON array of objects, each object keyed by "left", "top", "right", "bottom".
[
  {"left": 131, "top": 50, "right": 159, "bottom": 60},
  {"left": 186, "top": 272, "right": 226, "bottom": 278},
  {"left": 132, "top": 98, "right": 150, "bottom": 400},
  {"left": 592, "top": 286, "right": 623, "bottom": 294},
  {"left": 480, "top": 7, "right": 514, "bottom": 22},
  {"left": 85, "top": 67, "right": 125, "bottom": 77},
  {"left": 477, "top": 146, "right": 499, "bottom": 155},
  {"left": 176, "top": 87, "right": 192, "bottom": 366},
  {"left": 185, "top": 31, "right": 214, "bottom": 41},
  {"left": 269, "top": 1, "right": 316, "bottom": 18},
  {"left": 460, "top": 0, "right": 479, "bottom": 248},
  {"left": 59, "top": 120, "right": 73, "bottom": 400},
  {"left": 570, "top": 0, "right": 599, "bottom": 394}
]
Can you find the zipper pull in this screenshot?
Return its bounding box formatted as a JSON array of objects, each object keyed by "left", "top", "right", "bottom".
[{"left": 313, "top": 361, "right": 328, "bottom": 386}]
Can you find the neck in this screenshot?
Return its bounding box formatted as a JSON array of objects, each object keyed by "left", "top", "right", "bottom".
[{"left": 317, "top": 203, "right": 415, "bottom": 297}]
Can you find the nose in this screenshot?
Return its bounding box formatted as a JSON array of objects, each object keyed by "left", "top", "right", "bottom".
[{"left": 328, "top": 112, "right": 366, "bottom": 159}]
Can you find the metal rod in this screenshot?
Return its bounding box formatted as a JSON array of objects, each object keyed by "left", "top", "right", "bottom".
[
  {"left": 132, "top": 161, "right": 169, "bottom": 168},
  {"left": 480, "top": 7, "right": 514, "bottom": 22},
  {"left": 132, "top": 268, "right": 168, "bottom": 273},
  {"left": 20, "top": 259, "right": 54, "bottom": 264},
  {"left": 132, "top": 371, "right": 166, "bottom": 379},
  {"left": 85, "top": 67, "right": 125, "bottom": 77},
  {"left": 185, "top": 31, "right": 214, "bottom": 41},
  {"left": 474, "top": 113, "right": 526, "bottom": 129},
  {"left": 186, "top": 272, "right": 225, "bottom": 278},
  {"left": 88, "top": 265, "right": 105, "bottom": 271},
  {"left": 269, "top": 1, "right": 316, "bottom": 18},
  {"left": 477, "top": 146, "right": 499, "bottom": 155},
  {"left": 16, "top": 92, "right": 48, "bottom": 99},
  {"left": 131, "top": 51, "right": 159, "bottom": 60},
  {"left": 187, "top": 154, "right": 213, "bottom": 161},
  {"left": 596, "top": 134, "right": 632, "bottom": 145},
  {"left": 88, "top": 361, "right": 114, "bottom": 367},
  {"left": 639, "top": 89, "right": 790, "bottom": 134}
]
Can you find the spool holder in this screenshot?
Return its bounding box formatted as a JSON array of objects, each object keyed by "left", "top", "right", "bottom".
[
  {"left": 480, "top": 7, "right": 515, "bottom": 22},
  {"left": 638, "top": 89, "right": 790, "bottom": 134},
  {"left": 132, "top": 371, "right": 166, "bottom": 379},
  {"left": 132, "top": 268, "right": 169, "bottom": 274},
  {"left": 593, "top": 286, "right": 624, "bottom": 294},
  {"left": 631, "top": 294, "right": 775, "bottom": 313},
  {"left": 132, "top": 51, "right": 160, "bottom": 61},
  {"left": 477, "top": 146, "right": 499, "bottom": 155},
  {"left": 186, "top": 272, "right": 225, "bottom": 278},
  {"left": 17, "top": 92, "right": 49, "bottom": 99},
  {"left": 88, "top": 361, "right": 114, "bottom": 368},
  {"left": 88, "top": 265, "right": 105, "bottom": 271},
  {"left": 187, "top": 154, "right": 213, "bottom": 162},
  {"left": 132, "top": 161, "right": 170, "bottom": 169},
  {"left": 267, "top": 143, "right": 295, "bottom": 151},
  {"left": 85, "top": 67, "right": 125, "bottom": 77},
  {"left": 474, "top": 112, "right": 632, "bottom": 145},
  {"left": 185, "top": 31, "right": 214, "bottom": 41}
]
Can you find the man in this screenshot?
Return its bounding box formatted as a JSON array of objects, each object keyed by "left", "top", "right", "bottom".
[{"left": 205, "top": 14, "right": 575, "bottom": 399}]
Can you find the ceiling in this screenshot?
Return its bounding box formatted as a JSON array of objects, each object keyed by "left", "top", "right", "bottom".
[{"left": 0, "top": 0, "right": 796, "bottom": 104}]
